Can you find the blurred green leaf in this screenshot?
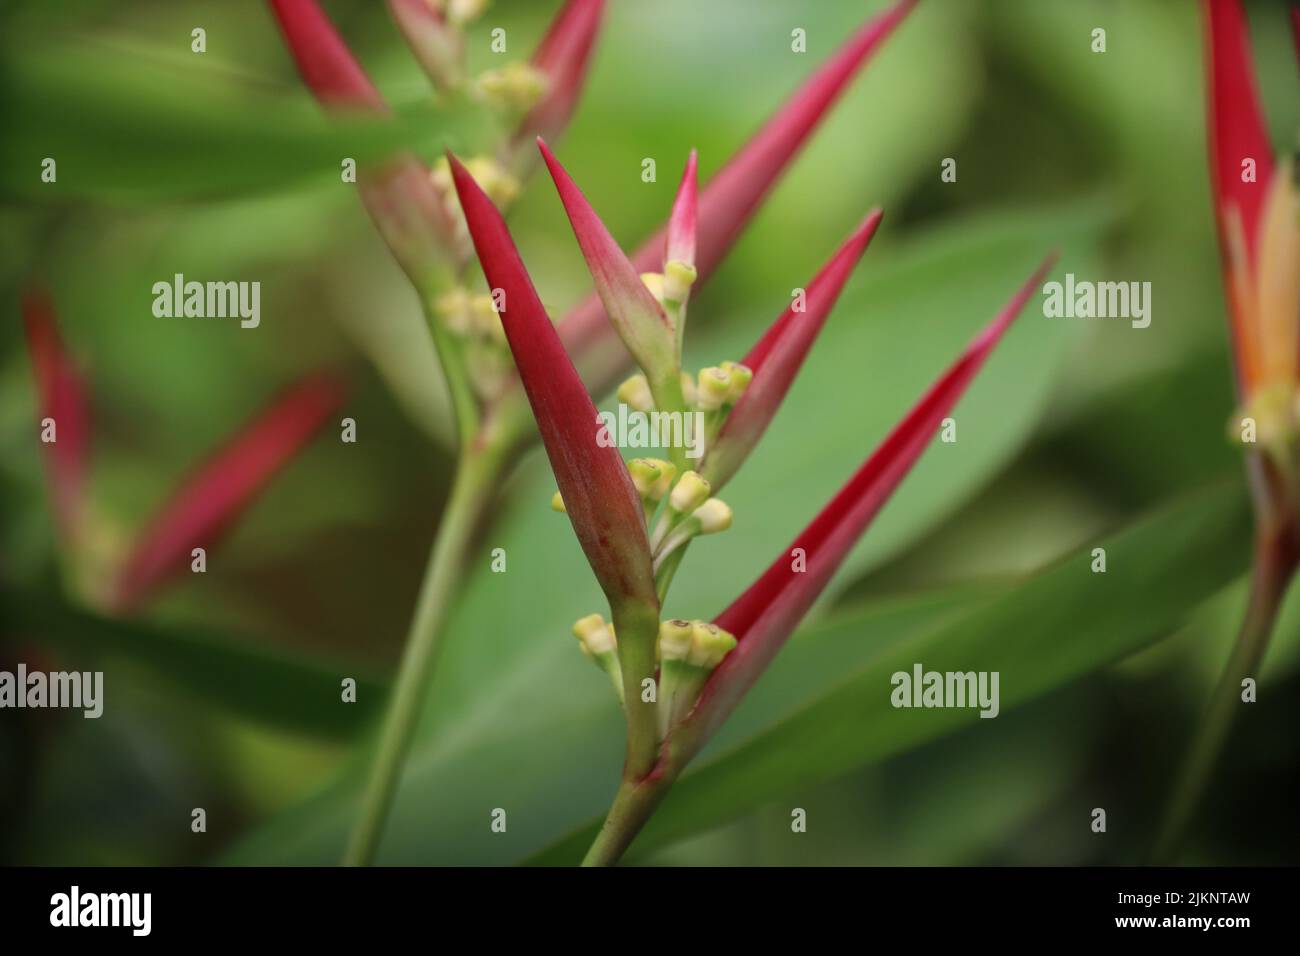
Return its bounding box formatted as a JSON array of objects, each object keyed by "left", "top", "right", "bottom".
[
  {"left": 0, "top": 42, "right": 477, "bottom": 203},
  {"left": 221, "top": 202, "right": 1108, "bottom": 864},
  {"left": 528, "top": 480, "right": 1251, "bottom": 864},
  {"left": 7, "top": 588, "right": 386, "bottom": 738}
]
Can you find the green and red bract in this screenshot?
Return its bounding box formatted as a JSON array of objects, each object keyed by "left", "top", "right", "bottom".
[
  {"left": 21, "top": 287, "right": 91, "bottom": 544},
  {"left": 677, "top": 256, "right": 1056, "bottom": 754},
  {"left": 539, "top": 139, "right": 678, "bottom": 397},
  {"left": 703, "top": 211, "right": 883, "bottom": 490},
  {"left": 447, "top": 152, "right": 657, "bottom": 613},
  {"left": 111, "top": 372, "right": 347, "bottom": 613},
  {"left": 515, "top": 0, "right": 607, "bottom": 148}
]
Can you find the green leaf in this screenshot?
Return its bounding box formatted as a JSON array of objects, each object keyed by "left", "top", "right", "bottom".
[
  {"left": 221, "top": 204, "right": 1110, "bottom": 864},
  {"left": 0, "top": 41, "right": 478, "bottom": 203},
  {"left": 528, "top": 481, "right": 1251, "bottom": 864},
  {"left": 7, "top": 587, "right": 386, "bottom": 738}
]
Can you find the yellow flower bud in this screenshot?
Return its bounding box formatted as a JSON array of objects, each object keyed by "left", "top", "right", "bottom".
[
  {"left": 688, "top": 621, "right": 737, "bottom": 669},
  {"left": 658, "top": 619, "right": 695, "bottom": 662},
  {"left": 697, "top": 366, "right": 733, "bottom": 411},
  {"left": 692, "top": 498, "right": 732, "bottom": 534},
  {"left": 663, "top": 259, "right": 698, "bottom": 304},
  {"left": 573, "top": 613, "right": 616, "bottom": 655},
  {"left": 669, "top": 470, "right": 710, "bottom": 513},
  {"left": 617, "top": 374, "right": 655, "bottom": 413}
]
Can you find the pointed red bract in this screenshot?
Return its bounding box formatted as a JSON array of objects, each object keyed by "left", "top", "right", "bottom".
[
  {"left": 702, "top": 211, "right": 882, "bottom": 489},
  {"left": 448, "top": 153, "right": 657, "bottom": 610},
  {"left": 111, "top": 372, "right": 347, "bottom": 613},
  {"left": 21, "top": 288, "right": 91, "bottom": 543},
  {"left": 685, "top": 254, "right": 1055, "bottom": 745},
  {"left": 557, "top": 0, "right": 917, "bottom": 390},
  {"left": 666, "top": 150, "right": 698, "bottom": 268},
  {"left": 268, "top": 0, "right": 385, "bottom": 110},
  {"left": 516, "top": 0, "right": 607, "bottom": 146},
  {"left": 1202, "top": 0, "right": 1275, "bottom": 266},
  {"left": 539, "top": 139, "right": 676, "bottom": 376}
]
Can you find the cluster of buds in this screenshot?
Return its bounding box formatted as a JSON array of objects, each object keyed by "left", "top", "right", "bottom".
[
  {"left": 571, "top": 614, "right": 738, "bottom": 736},
  {"left": 657, "top": 619, "right": 737, "bottom": 736},
  {"left": 554, "top": 461, "right": 732, "bottom": 575},
  {"left": 474, "top": 60, "right": 548, "bottom": 116}
]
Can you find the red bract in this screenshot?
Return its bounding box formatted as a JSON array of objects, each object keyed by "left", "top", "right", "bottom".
[
  {"left": 703, "top": 211, "right": 883, "bottom": 489},
  {"left": 447, "top": 152, "right": 657, "bottom": 611},
  {"left": 21, "top": 288, "right": 91, "bottom": 543},
  {"left": 267, "top": 0, "right": 455, "bottom": 285},
  {"left": 539, "top": 139, "right": 677, "bottom": 389},
  {"left": 1202, "top": 0, "right": 1298, "bottom": 404},
  {"left": 515, "top": 0, "right": 607, "bottom": 148},
  {"left": 681, "top": 255, "right": 1056, "bottom": 749},
  {"left": 556, "top": 0, "right": 918, "bottom": 384},
  {"left": 665, "top": 149, "right": 698, "bottom": 268},
  {"left": 269, "top": 0, "right": 384, "bottom": 109},
  {"left": 111, "top": 372, "right": 347, "bottom": 613}
]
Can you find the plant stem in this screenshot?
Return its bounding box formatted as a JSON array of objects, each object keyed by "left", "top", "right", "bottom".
[
  {"left": 343, "top": 440, "right": 505, "bottom": 866},
  {"left": 1153, "top": 523, "right": 1297, "bottom": 862},
  {"left": 612, "top": 599, "right": 662, "bottom": 782},
  {"left": 581, "top": 772, "right": 674, "bottom": 867}
]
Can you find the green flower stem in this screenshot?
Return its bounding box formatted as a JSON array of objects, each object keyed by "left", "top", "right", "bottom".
[
  {"left": 343, "top": 435, "right": 508, "bottom": 866},
  {"left": 1153, "top": 522, "right": 1297, "bottom": 862},
  {"left": 653, "top": 543, "right": 689, "bottom": 601},
  {"left": 647, "top": 369, "right": 689, "bottom": 472},
  {"left": 612, "top": 599, "right": 663, "bottom": 782},
  {"left": 423, "top": 300, "right": 481, "bottom": 443},
  {"left": 582, "top": 770, "right": 676, "bottom": 867}
]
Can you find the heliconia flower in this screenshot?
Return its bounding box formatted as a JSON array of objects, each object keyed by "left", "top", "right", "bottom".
[
  {"left": 387, "top": 0, "right": 464, "bottom": 92},
  {"left": 267, "top": 0, "right": 457, "bottom": 287},
  {"left": 511, "top": 0, "right": 607, "bottom": 158},
  {"left": 21, "top": 288, "right": 91, "bottom": 543},
  {"left": 1201, "top": 0, "right": 1297, "bottom": 418},
  {"left": 673, "top": 256, "right": 1056, "bottom": 752},
  {"left": 447, "top": 151, "right": 658, "bottom": 613},
  {"left": 703, "top": 211, "right": 883, "bottom": 489},
  {"left": 110, "top": 372, "right": 347, "bottom": 613},
  {"left": 539, "top": 138, "right": 685, "bottom": 414},
  {"left": 556, "top": 0, "right": 918, "bottom": 392}
]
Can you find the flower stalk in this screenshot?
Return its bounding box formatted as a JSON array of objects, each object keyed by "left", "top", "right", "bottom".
[{"left": 1154, "top": 0, "right": 1300, "bottom": 860}]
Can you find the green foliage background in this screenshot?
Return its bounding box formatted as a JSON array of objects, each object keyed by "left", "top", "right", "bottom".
[{"left": 1, "top": 0, "right": 1297, "bottom": 865}]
